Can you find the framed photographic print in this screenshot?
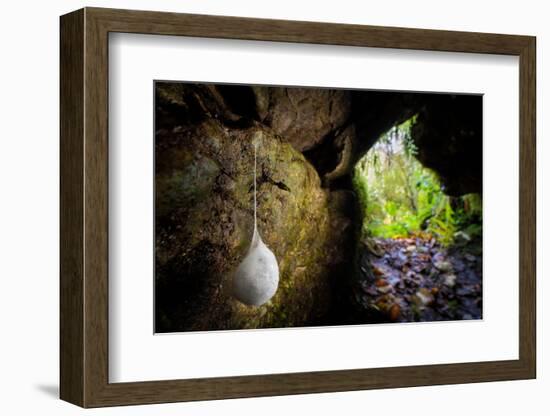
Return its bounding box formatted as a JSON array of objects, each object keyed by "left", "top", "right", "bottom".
[{"left": 60, "top": 7, "right": 536, "bottom": 408}]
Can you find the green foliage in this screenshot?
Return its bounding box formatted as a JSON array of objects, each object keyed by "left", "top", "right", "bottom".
[{"left": 353, "top": 116, "right": 482, "bottom": 246}]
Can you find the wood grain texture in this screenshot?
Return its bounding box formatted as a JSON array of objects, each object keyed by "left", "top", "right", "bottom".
[
  {"left": 59, "top": 7, "right": 537, "bottom": 408},
  {"left": 59, "top": 8, "right": 84, "bottom": 407},
  {"left": 518, "top": 38, "right": 536, "bottom": 376},
  {"left": 83, "top": 11, "right": 110, "bottom": 406},
  {"left": 89, "top": 7, "right": 532, "bottom": 54}
]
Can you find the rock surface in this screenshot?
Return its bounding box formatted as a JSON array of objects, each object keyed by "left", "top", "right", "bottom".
[
  {"left": 261, "top": 87, "right": 352, "bottom": 152},
  {"left": 412, "top": 95, "right": 483, "bottom": 196},
  {"left": 155, "top": 84, "right": 352, "bottom": 331}
]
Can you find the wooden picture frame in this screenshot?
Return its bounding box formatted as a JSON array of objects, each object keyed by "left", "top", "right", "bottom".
[{"left": 60, "top": 7, "right": 536, "bottom": 408}]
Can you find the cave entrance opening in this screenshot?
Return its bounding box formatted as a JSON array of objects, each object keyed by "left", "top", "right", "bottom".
[
  {"left": 351, "top": 115, "right": 483, "bottom": 323},
  {"left": 353, "top": 115, "right": 480, "bottom": 245}
]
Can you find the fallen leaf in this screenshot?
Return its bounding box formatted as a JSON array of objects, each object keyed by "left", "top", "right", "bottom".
[
  {"left": 373, "top": 267, "right": 384, "bottom": 277},
  {"left": 415, "top": 288, "right": 434, "bottom": 306},
  {"left": 434, "top": 260, "right": 453, "bottom": 272},
  {"left": 443, "top": 274, "right": 457, "bottom": 287},
  {"left": 389, "top": 304, "right": 401, "bottom": 321},
  {"left": 375, "top": 278, "right": 388, "bottom": 287}
]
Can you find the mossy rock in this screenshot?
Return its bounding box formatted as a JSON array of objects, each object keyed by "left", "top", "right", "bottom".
[{"left": 155, "top": 118, "right": 343, "bottom": 331}]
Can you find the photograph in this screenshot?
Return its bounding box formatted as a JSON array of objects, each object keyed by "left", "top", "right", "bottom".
[
  {"left": 0, "top": 0, "right": 541, "bottom": 412},
  {"left": 154, "top": 82, "right": 483, "bottom": 333}
]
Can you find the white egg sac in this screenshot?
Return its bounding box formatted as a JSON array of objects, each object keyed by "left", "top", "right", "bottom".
[{"left": 232, "top": 231, "right": 279, "bottom": 306}]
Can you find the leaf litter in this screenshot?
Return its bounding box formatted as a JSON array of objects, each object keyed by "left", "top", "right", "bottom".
[{"left": 356, "top": 235, "right": 482, "bottom": 323}]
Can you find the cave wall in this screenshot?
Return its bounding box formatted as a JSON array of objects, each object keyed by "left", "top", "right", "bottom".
[
  {"left": 155, "top": 83, "right": 355, "bottom": 332},
  {"left": 411, "top": 94, "right": 483, "bottom": 196},
  {"left": 155, "top": 82, "right": 482, "bottom": 331}
]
